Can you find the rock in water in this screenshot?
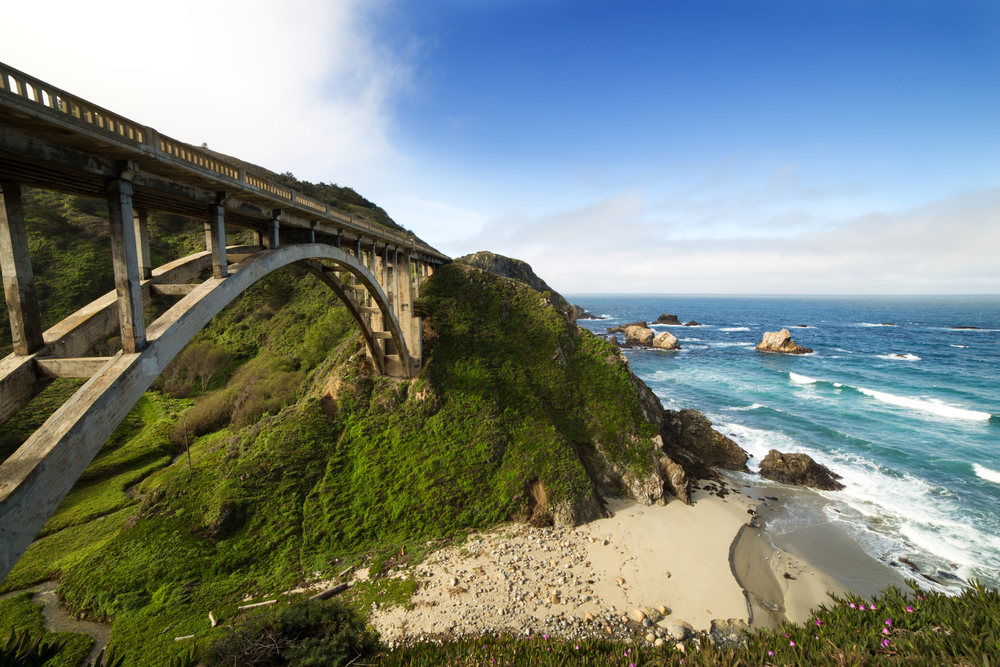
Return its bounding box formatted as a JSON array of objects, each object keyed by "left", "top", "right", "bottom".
[
  {"left": 652, "top": 331, "right": 680, "bottom": 350},
  {"left": 662, "top": 409, "right": 750, "bottom": 472},
  {"left": 759, "top": 450, "right": 845, "bottom": 491},
  {"left": 756, "top": 328, "right": 813, "bottom": 354},
  {"left": 657, "top": 314, "right": 682, "bottom": 325},
  {"left": 573, "top": 304, "right": 602, "bottom": 320},
  {"left": 607, "top": 321, "right": 649, "bottom": 334},
  {"left": 683, "top": 320, "right": 700, "bottom": 326},
  {"left": 624, "top": 325, "right": 655, "bottom": 346}
]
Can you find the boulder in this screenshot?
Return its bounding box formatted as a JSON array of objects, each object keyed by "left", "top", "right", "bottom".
[
  {"left": 683, "top": 320, "right": 700, "bottom": 327},
  {"left": 656, "top": 314, "right": 682, "bottom": 325},
  {"left": 952, "top": 326, "right": 981, "bottom": 330},
  {"left": 756, "top": 328, "right": 813, "bottom": 354},
  {"left": 661, "top": 409, "right": 749, "bottom": 472},
  {"left": 652, "top": 331, "right": 680, "bottom": 350},
  {"left": 608, "top": 321, "right": 648, "bottom": 334},
  {"left": 658, "top": 455, "right": 691, "bottom": 504},
  {"left": 624, "top": 325, "right": 655, "bottom": 346},
  {"left": 607, "top": 335, "right": 620, "bottom": 347},
  {"left": 758, "top": 450, "right": 845, "bottom": 491}
]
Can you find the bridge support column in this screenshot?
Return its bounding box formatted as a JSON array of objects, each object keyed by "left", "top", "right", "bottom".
[
  {"left": 0, "top": 180, "right": 44, "bottom": 355},
  {"left": 205, "top": 205, "right": 228, "bottom": 279},
  {"left": 266, "top": 216, "right": 280, "bottom": 249},
  {"left": 403, "top": 253, "right": 421, "bottom": 373},
  {"left": 133, "top": 208, "right": 152, "bottom": 280},
  {"left": 393, "top": 248, "right": 400, "bottom": 321},
  {"left": 106, "top": 177, "right": 146, "bottom": 354}
]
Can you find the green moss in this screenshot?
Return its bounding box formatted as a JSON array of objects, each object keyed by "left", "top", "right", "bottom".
[{"left": 0, "top": 593, "right": 92, "bottom": 667}]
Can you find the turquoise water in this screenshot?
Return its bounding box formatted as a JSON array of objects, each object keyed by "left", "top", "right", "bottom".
[{"left": 568, "top": 295, "right": 1000, "bottom": 590}]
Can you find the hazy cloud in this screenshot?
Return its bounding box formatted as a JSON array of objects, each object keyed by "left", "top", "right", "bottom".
[
  {"left": 457, "top": 186, "right": 1000, "bottom": 295},
  {"left": 2, "top": 0, "right": 411, "bottom": 187}
]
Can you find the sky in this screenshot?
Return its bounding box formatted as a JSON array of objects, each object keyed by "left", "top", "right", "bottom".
[{"left": 3, "top": 0, "right": 998, "bottom": 294}]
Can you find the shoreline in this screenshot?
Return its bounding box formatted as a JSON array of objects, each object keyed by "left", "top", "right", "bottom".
[{"left": 367, "top": 476, "right": 886, "bottom": 647}]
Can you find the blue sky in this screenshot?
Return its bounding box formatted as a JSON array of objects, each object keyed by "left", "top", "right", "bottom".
[{"left": 3, "top": 0, "right": 998, "bottom": 293}]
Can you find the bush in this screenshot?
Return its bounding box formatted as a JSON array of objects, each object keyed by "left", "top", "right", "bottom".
[{"left": 203, "top": 600, "right": 381, "bottom": 667}]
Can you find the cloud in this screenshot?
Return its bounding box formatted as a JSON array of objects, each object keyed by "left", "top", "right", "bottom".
[
  {"left": 1, "top": 0, "right": 411, "bottom": 187},
  {"left": 457, "top": 186, "right": 1000, "bottom": 295}
]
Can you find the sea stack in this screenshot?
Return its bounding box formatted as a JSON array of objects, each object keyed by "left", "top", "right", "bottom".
[
  {"left": 755, "top": 328, "right": 813, "bottom": 354},
  {"left": 656, "top": 314, "right": 682, "bottom": 325},
  {"left": 653, "top": 331, "right": 680, "bottom": 350},
  {"left": 758, "top": 450, "right": 845, "bottom": 491}
]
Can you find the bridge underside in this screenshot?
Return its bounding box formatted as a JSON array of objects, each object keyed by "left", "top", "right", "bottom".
[{"left": 0, "top": 242, "right": 422, "bottom": 581}]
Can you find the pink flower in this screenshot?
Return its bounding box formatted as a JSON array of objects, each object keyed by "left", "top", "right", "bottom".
[
  {"left": 768, "top": 651, "right": 775, "bottom": 656},
  {"left": 883, "top": 628, "right": 890, "bottom": 635},
  {"left": 815, "top": 618, "right": 822, "bottom": 626},
  {"left": 849, "top": 602, "right": 856, "bottom": 609},
  {"left": 859, "top": 604, "right": 867, "bottom": 611},
  {"left": 790, "top": 640, "right": 796, "bottom": 647},
  {"left": 885, "top": 619, "right": 892, "bottom": 626},
  {"left": 881, "top": 638, "right": 891, "bottom": 648},
  {"left": 906, "top": 606, "right": 914, "bottom": 613}
]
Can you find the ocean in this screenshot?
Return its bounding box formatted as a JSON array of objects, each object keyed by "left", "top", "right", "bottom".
[{"left": 567, "top": 295, "right": 1000, "bottom": 592}]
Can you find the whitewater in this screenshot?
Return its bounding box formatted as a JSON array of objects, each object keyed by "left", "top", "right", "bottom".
[{"left": 570, "top": 295, "right": 1000, "bottom": 591}]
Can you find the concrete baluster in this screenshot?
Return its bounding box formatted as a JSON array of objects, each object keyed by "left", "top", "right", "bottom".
[{"left": 0, "top": 180, "right": 44, "bottom": 354}]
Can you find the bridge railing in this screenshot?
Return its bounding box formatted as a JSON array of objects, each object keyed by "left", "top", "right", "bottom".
[{"left": 0, "top": 62, "right": 439, "bottom": 257}]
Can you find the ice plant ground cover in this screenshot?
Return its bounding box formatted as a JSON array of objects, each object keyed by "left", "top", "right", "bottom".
[{"left": 374, "top": 580, "right": 999, "bottom": 667}]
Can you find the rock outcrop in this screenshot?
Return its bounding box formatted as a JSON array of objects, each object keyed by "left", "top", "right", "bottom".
[
  {"left": 952, "top": 326, "right": 981, "bottom": 330},
  {"left": 572, "top": 305, "right": 602, "bottom": 320},
  {"left": 607, "top": 321, "right": 648, "bottom": 334},
  {"left": 652, "top": 331, "right": 680, "bottom": 350},
  {"left": 661, "top": 410, "right": 750, "bottom": 472},
  {"left": 755, "top": 328, "right": 813, "bottom": 354},
  {"left": 624, "top": 325, "right": 655, "bottom": 346},
  {"left": 454, "top": 251, "right": 575, "bottom": 317},
  {"left": 656, "top": 314, "right": 682, "bottom": 325},
  {"left": 758, "top": 450, "right": 845, "bottom": 490},
  {"left": 683, "top": 321, "right": 700, "bottom": 327}
]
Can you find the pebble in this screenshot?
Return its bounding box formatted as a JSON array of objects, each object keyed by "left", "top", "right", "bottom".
[{"left": 645, "top": 633, "right": 656, "bottom": 643}]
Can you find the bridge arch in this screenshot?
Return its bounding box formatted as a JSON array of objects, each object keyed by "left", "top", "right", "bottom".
[{"left": 0, "top": 242, "right": 419, "bottom": 580}]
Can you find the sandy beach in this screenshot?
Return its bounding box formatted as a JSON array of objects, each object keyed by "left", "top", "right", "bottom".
[{"left": 365, "top": 476, "right": 875, "bottom": 647}]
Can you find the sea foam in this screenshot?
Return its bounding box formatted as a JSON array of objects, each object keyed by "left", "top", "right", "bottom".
[
  {"left": 879, "top": 353, "right": 921, "bottom": 361},
  {"left": 857, "top": 388, "right": 991, "bottom": 421},
  {"left": 789, "top": 372, "right": 817, "bottom": 384},
  {"left": 719, "top": 327, "right": 750, "bottom": 331},
  {"left": 974, "top": 464, "right": 1000, "bottom": 485}
]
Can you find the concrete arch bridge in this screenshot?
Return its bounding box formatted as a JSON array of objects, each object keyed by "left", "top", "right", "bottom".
[{"left": 0, "top": 62, "right": 449, "bottom": 581}]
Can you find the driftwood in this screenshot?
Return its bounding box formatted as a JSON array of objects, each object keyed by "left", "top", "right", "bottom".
[{"left": 237, "top": 599, "right": 277, "bottom": 610}]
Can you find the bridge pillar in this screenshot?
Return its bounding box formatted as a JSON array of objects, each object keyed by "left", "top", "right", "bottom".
[
  {"left": 402, "top": 253, "right": 421, "bottom": 373},
  {"left": 106, "top": 176, "right": 146, "bottom": 354},
  {"left": 0, "top": 180, "right": 44, "bottom": 355},
  {"left": 266, "top": 216, "right": 280, "bottom": 249},
  {"left": 205, "top": 205, "right": 228, "bottom": 279},
  {"left": 393, "top": 248, "right": 400, "bottom": 322},
  {"left": 133, "top": 208, "right": 153, "bottom": 281}
]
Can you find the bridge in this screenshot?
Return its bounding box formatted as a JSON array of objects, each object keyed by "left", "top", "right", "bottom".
[{"left": 0, "top": 62, "right": 449, "bottom": 581}]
